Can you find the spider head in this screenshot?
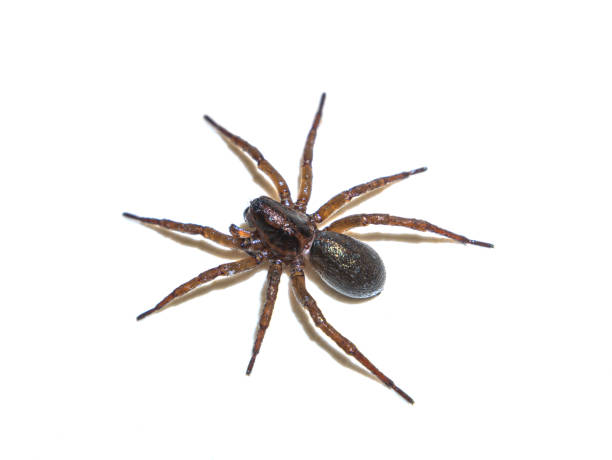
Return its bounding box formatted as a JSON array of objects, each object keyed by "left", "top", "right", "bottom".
[{"left": 245, "top": 196, "right": 316, "bottom": 259}]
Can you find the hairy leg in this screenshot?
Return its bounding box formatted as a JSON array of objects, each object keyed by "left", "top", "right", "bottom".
[
  {"left": 137, "top": 256, "right": 262, "bottom": 321},
  {"left": 289, "top": 259, "right": 414, "bottom": 404},
  {"left": 204, "top": 115, "right": 293, "bottom": 206},
  {"left": 311, "top": 167, "right": 427, "bottom": 223},
  {"left": 123, "top": 212, "right": 241, "bottom": 249},
  {"left": 246, "top": 261, "right": 283, "bottom": 375},
  {"left": 326, "top": 214, "right": 493, "bottom": 247},
  {"left": 296, "top": 93, "right": 326, "bottom": 212}
]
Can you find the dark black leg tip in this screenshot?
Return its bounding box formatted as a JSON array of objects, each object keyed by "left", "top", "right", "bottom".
[
  {"left": 408, "top": 167, "right": 427, "bottom": 176},
  {"left": 470, "top": 240, "right": 494, "bottom": 248},
  {"left": 136, "top": 310, "right": 152, "bottom": 321}
]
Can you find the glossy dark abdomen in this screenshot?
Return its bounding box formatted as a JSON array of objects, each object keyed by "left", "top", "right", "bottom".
[{"left": 309, "top": 231, "right": 386, "bottom": 299}]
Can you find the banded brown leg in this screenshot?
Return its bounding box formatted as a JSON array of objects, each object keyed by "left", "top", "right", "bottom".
[
  {"left": 296, "top": 93, "right": 326, "bottom": 212},
  {"left": 326, "top": 214, "right": 493, "bottom": 248},
  {"left": 246, "top": 261, "right": 283, "bottom": 375},
  {"left": 204, "top": 115, "right": 293, "bottom": 206},
  {"left": 311, "top": 167, "right": 427, "bottom": 223},
  {"left": 137, "top": 256, "right": 262, "bottom": 321},
  {"left": 289, "top": 259, "right": 414, "bottom": 404},
  {"left": 123, "top": 213, "right": 241, "bottom": 249}
]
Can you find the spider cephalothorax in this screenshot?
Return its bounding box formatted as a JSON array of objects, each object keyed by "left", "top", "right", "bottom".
[
  {"left": 245, "top": 196, "right": 316, "bottom": 258},
  {"left": 124, "top": 93, "right": 493, "bottom": 404}
]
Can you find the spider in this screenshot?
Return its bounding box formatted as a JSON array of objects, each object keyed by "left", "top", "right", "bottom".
[{"left": 123, "top": 93, "right": 493, "bottom": 404}]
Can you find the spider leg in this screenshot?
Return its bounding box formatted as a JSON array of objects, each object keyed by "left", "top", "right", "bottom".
[
  {"left": 246, "top": 261, "right": 282, "bottom": 375},
  {"left": 136, "top": 256, "right": 262, "bottom": 321},
  {"left": 311, "top": 167, "right": 427, "bottom": 223},
  {"left": 289, "top": 259, "right": 414, "bottom": 404},
  {"left": 326, "top": 214, "right": 494, "bottom": 247},
  {"left": 296, "top": 93, "right": 326, "bottom": 212},
  {"left": 204, "top": 115, "right": 293, "bottom": 206},
  {"left": 123, "top": 213, "right": 241, "bottom": 249}
]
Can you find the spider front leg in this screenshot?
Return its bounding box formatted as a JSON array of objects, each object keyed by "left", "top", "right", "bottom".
[
  {"left": 123, "top": 213, "right": 241, "bottom": 249},
  {"left": 246, "top": 261, "right": 282, "bottom": 375},
  {"left": 311, "top": 167, "right": 427, "bottom": 223},
  {"left": 326, "top": 214, "right": 494, "bottom": 248},
  {"left": 136, "top": 256, "right": 262, "bottom": 321},
  {"left": 204, "top": 115, "right": 293, "bottom": 206},
  {"left": 295, "top": 93, "right": 326, "bottom": 212},
  {"left": 289, "top": 259, "right": 414, "bottom": 404}
]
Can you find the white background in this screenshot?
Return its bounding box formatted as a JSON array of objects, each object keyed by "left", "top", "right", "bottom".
[{"left": 1, "top": 1, "right": 610, "bottom": 459}]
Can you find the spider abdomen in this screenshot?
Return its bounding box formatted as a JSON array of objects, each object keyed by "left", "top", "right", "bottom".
[{"left": 309, "top": 231, "right": 386, "bottom": 299}]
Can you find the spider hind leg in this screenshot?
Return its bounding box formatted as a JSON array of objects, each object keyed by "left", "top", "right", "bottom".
[
  {"left": 289, "top": 260, "right": 414, "bottom": 404},
  {"left": 326, "top": 214, "right": 493, "bottom": 248}
]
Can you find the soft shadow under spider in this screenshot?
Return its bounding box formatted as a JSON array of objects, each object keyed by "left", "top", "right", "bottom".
[
  {"left": 124, "top": 93, "right": 493, "bottom": 405},
  {"left": 347, "top": 232, "right": 453, "bottom": 245}
]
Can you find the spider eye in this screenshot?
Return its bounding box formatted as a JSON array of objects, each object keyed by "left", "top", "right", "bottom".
[{"left": 243, "top": 206, "right": 250, "bottom": 220}]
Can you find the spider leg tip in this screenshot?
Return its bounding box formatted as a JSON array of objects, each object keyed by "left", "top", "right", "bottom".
[
  {"left": 404, "top": 167, "right": 427, "bottom": 177},
  {"left": 395, "top": 387, "right": 415, "bottom": 404},
  {"left": 124, "top": 212, "right": 143, "bottom": 223},
  {"left": 136, "top": 311, "right": 151, "bottom": 321},
  {"left": 470, "top": 240, "right": 494, "bottom": 248},
  {"left": 246, "top": 357, "right": 256, "bottom": 375}
]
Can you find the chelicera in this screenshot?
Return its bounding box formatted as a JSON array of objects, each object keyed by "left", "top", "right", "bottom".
[{"left": 124, "top": 94, "right": 493, "bottom": 404}]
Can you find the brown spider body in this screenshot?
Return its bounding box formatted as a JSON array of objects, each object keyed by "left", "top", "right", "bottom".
[
  {"left": 246, "top": 196, "right": 386, "bottom": 298},
  {"left": 124, "top": 93, "right": 493, "bottom": 405},
  {"left": 245, "top": 196, "right": 316, "bottom": 259}
]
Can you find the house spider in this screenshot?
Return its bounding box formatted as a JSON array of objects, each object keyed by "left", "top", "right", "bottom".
[{"left": 124, "top": 94, "right": 493, "bottom": 404}]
